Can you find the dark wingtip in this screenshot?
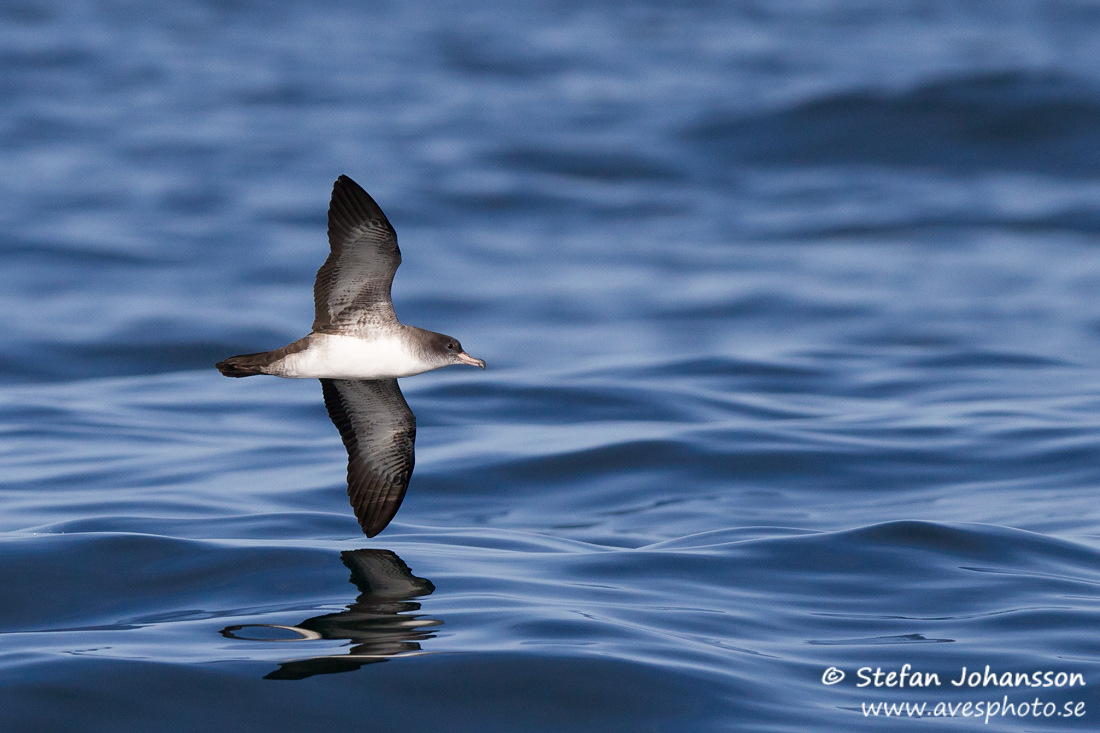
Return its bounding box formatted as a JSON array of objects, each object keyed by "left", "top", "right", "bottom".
[
  {"left": 349, "top": 481, "right": 407, "bottom": 538},
  {"left": 330, "top": 174, "right": 392, "bottom": 231},
  {"left": 356, "top": 497, "right": 402, "bottom": 538}
]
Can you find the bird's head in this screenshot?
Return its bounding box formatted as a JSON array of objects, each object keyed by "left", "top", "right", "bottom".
[{"left": 423, "top": 330, "right": 486, "bottom": 369}]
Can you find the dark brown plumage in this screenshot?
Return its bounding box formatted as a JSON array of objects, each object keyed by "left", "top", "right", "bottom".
[
  {"left": 321, "top": 378, "right": 416, "bottom": 537},
  {"left": 216, "top": 174, "right": 484, "bottom": 537},
  {"left": 313, "top": 175, "right": 402, "bottom": 334}
]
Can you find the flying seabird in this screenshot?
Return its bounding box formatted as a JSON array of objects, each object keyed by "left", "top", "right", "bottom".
[{"left": 216, "top": 175, "right": 485, "bottom": 537}]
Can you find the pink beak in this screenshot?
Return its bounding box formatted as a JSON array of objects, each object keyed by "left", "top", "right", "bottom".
[{"left": 456, "top": 351, "right": 486, "bottom": 369}]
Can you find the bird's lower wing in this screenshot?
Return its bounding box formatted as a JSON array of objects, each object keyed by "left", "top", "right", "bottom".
[{"left": 320, "top": 378, "right": 416, "bottom": 537}]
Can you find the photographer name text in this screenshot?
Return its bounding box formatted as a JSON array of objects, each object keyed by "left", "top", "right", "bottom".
[{"left": 855, "top": 664, "right": 1085, "bottom": 689}]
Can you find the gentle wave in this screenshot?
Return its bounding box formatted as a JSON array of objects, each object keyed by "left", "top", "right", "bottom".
[
  {"left": 686, "top": 71, "right": 1100, "bottom": 176},
  {"left": 2, "top": 520, "right": 1096, "bottom": 731}
]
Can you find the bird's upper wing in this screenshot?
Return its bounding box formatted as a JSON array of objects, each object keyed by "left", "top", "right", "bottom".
[
  {"left": 320, "top": 378, "right": 416, "bottom": 537},
  {"left": 313, "top": 175, "right": 401, "bottom": 334}
]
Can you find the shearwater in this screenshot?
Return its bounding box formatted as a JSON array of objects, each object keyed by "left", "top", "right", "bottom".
[{"left": 216, "top": 175, "right": 485, "bottom": 537}]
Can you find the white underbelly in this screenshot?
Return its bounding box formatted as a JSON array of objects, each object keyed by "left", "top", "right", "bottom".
[{"left": 275, "top": 334, "right": 430, "bottom": 379}]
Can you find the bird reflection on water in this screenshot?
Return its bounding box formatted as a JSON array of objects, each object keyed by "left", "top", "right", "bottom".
[{"left": 221, "top": 549, "right": 440, "bottom": 679}]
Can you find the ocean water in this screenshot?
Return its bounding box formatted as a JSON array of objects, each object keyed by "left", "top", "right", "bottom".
[{"left": 3, "top": 1, "right": 1100, "bottom": 730}]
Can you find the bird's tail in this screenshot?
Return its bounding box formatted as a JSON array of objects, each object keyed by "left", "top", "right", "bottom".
[{"left": 215, "top": 351, "right": 278, "bottom": 378}]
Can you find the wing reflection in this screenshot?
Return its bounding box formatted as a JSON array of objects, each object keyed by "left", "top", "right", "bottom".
[{"left": 221, "top": 548, "right": 440, "bottom": 680}]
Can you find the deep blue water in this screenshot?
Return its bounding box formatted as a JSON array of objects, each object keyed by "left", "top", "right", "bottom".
[{"left": 4, "top": 1, "right": 1100, "bottom": 730}]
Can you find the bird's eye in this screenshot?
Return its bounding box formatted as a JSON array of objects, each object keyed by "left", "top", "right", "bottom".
[{"left": 447, "top": 342, "right": 455, "bottom": 350}]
